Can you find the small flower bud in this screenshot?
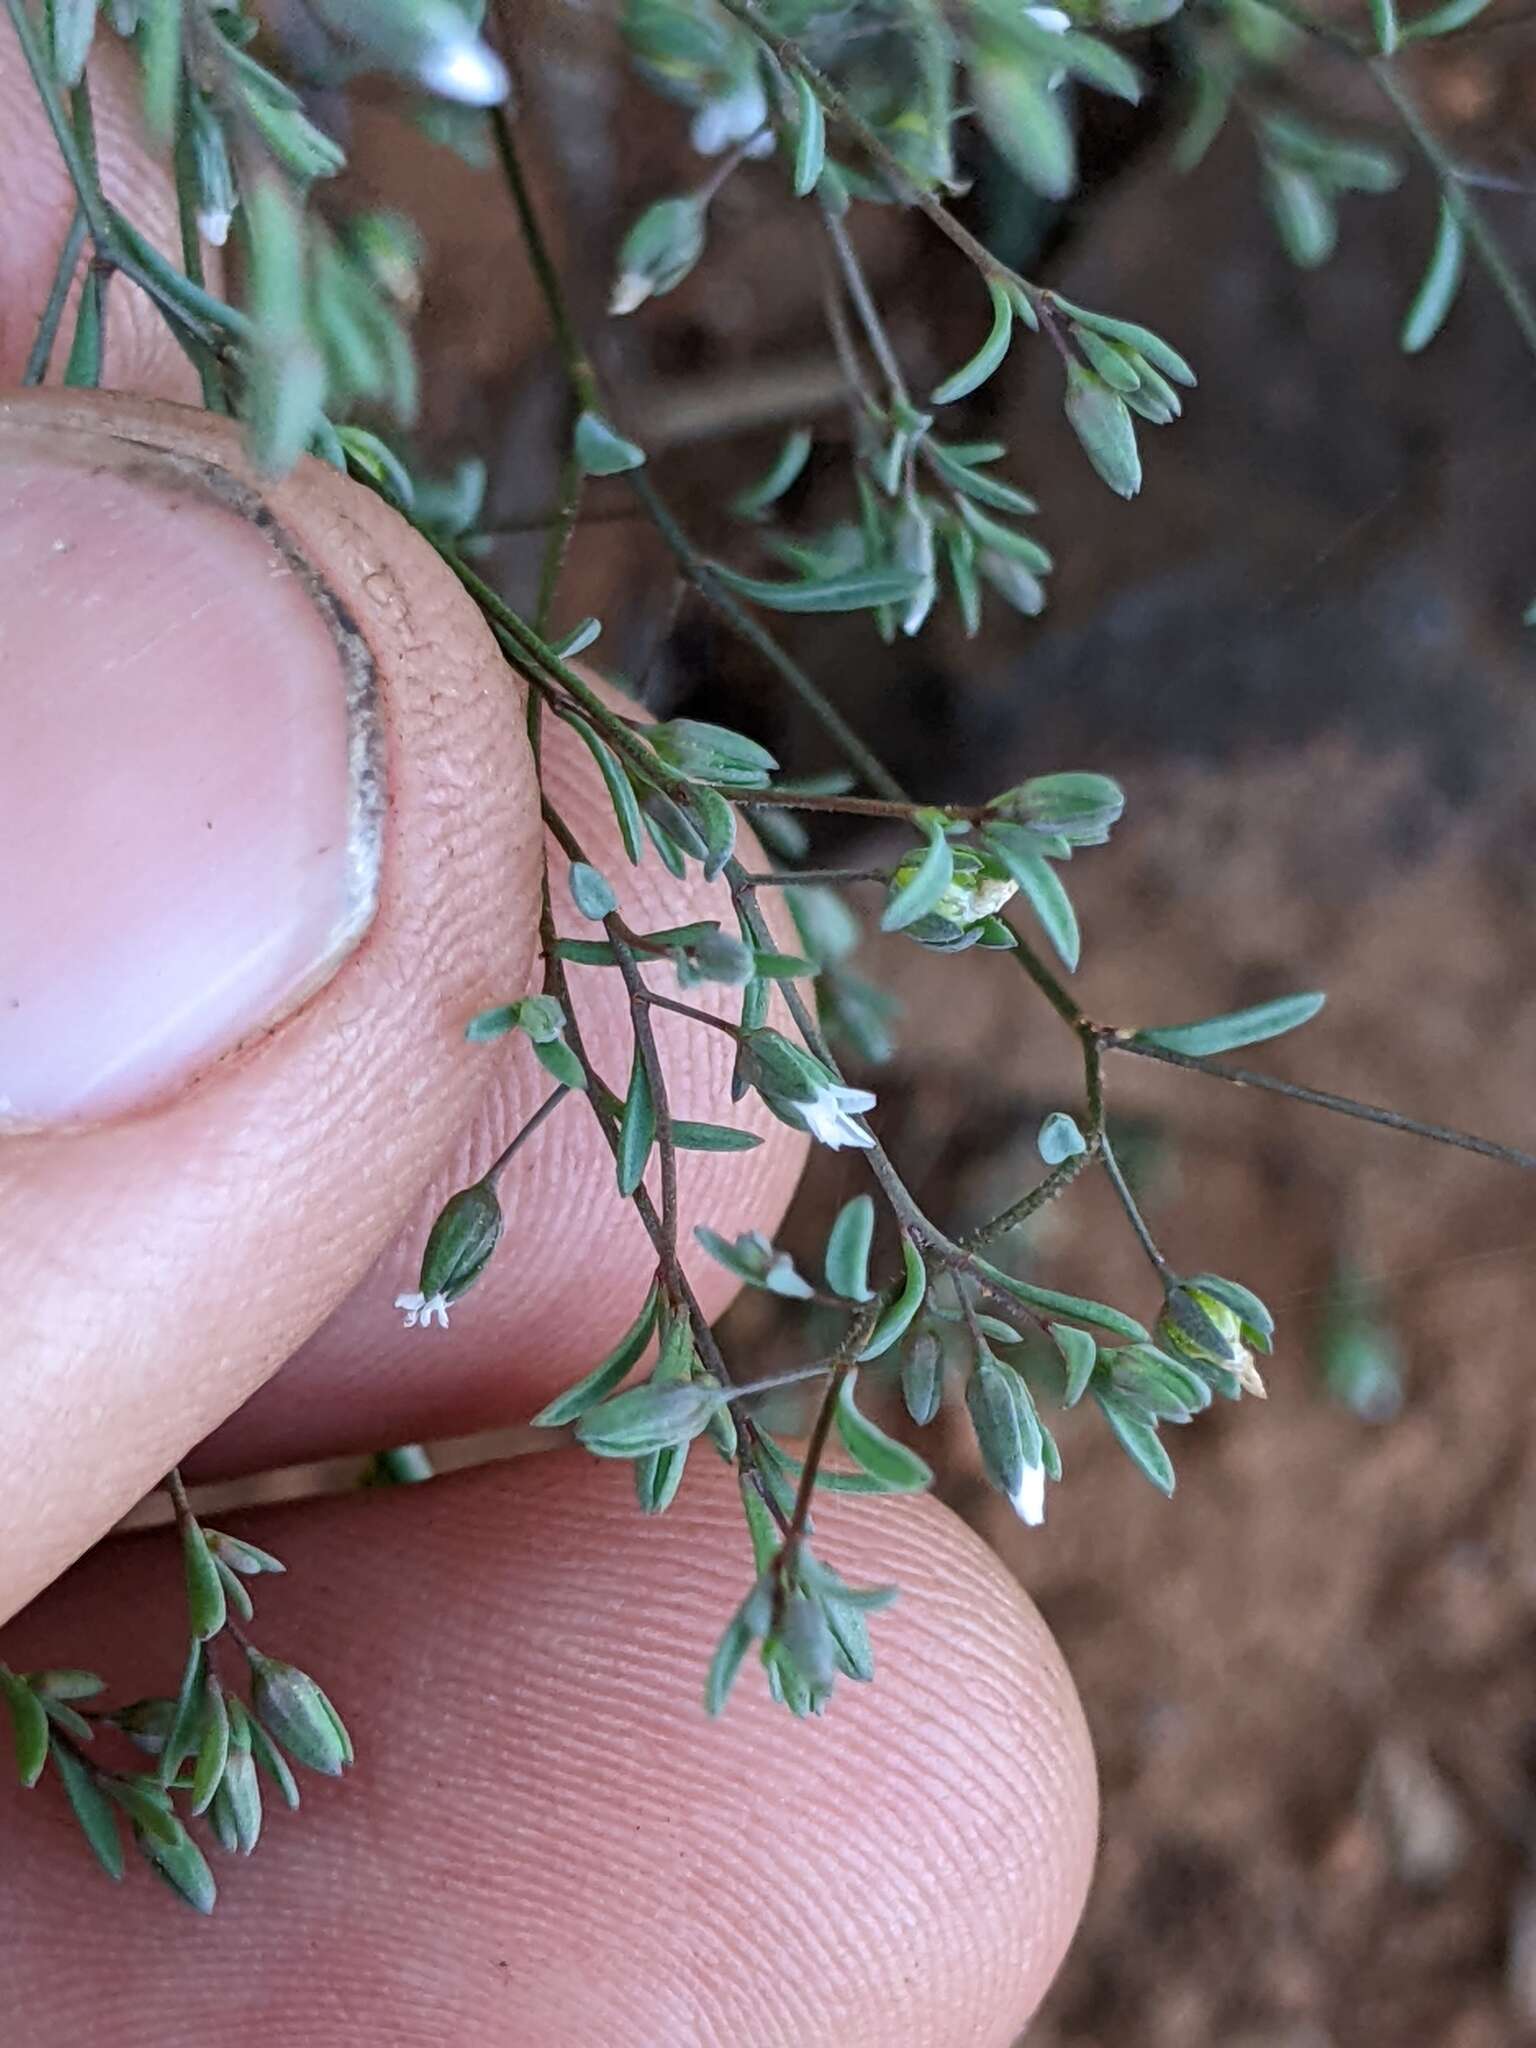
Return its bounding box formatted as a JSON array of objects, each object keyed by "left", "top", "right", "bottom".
[
  {"left": 575, "top": 1380, "right": 729, "bottom": 1460},
  {"left": 1159, "top": 1281, "right": 1268, "bottom": 1398},
  {"left": 610, "top": 198, "right": 707, "bottom": 315},
  {"left": 246, "top": 1652, "right": 354, "bottom": 1778},
  {"left": 415, "top": 1179, "right": 505, "bottom": 1307}
]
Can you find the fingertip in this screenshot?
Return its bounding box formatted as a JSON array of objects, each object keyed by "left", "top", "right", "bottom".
[{"left": 2, "top": 1456, "right": 1095, "bottom": 2047}]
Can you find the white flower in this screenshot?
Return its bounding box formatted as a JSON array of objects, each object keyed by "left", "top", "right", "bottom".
[
  {"left": 1024, "top": 5, "right": 1072, "bottom": 29},
  {"left": 417, "top": 37, "right": 509, "bottom": 108},
  {"left": 197, "top": 204, "right": 234, "bottom": 248},
  {"left": 1009, "top": 1459, "right": 1047, "bottom": 1526},
  {"left": 801, "top": 1081, "right": 878, "bottom": 1151},
  {"left": 395, "top": 1291, "right": 451, "bottom": 1331},
  {"left": 690, "top": 79, "right": 769, "bottom": 156}
]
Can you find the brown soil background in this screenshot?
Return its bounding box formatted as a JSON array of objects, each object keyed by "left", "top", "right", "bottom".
[{"left": 352, "top": 14, "right": 1536, "bottom": 2041}]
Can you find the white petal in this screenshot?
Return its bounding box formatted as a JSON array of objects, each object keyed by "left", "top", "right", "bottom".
[
  {"left": 418, "top": 39, "right": 510, "bottom": 107},
  {"left": 1009, "top": 1460, "right": 1047, "bottom": 1526}
]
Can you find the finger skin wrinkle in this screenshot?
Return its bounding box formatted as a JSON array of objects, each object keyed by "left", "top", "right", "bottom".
[{"left": 1, "top": 1458, "right": 1095, "bottom": 2048}]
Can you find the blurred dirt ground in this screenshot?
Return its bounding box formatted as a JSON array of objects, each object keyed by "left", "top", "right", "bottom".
[{"left": 337, "top": 15, "right": 1536, "bottom": 2041}]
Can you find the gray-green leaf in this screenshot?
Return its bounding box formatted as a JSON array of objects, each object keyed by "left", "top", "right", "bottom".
[
  {"left": 824, "top": 1194, "right": 875, "bottom": 1302},
  {"left": 857, "top": 1234, "right": 928, "bottom": 1360},
  {"left": 1052, "top": 1322, "right": 1099, "bottom": 1406},
  {"left": 532, "top": 1286, "right": 659, "bottom": 1426},
  {"left": 1132, "top": 991, "right": 1325, "bottom": 1056},
  {"left": 0, "top": 1668, "right": 48, "bottom": 1788},
  {"left": 616, "top": 1041, "right": 656, "bottom": 1197},
  {"left": 834, "top": 1374, "right": 933, "bottom": 1492},
  {"left": 881, "top": 819, "right": 956, "bottom": 934}
]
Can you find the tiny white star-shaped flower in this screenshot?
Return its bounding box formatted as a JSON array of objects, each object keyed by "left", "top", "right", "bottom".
[
  {"left": 395, "top": 1291, "right": 451, "bottom": 1331},
  {"left": 802, "top": 1082, "right": 878, "bottom": 1151},
  {"left": 1009, "top": 1460, "right": 1047, "bottom": 1527}
]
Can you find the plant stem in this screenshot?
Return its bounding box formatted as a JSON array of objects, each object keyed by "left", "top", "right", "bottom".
[
  {"left": 1100, "top": 1130, "right": 1170, "bottom": 1279},
  {"left": 624, "top": 469, "right": 911, "bottom": 802},
  {"left": 735, "top": 866, "right": 890, "bottom": 888},
  {"left": 641, "top": 988, "right": 745, "bottom": 1039},
  {"left": 22, "top": 208, "right": 86, "bottom": 385},
  {"left": 1368, "top": 59, "right": 1536, "bottom": 365},
  {"left": 710, "top": 0, "right": 1041, "bottom": 311},
  {"left": 1109, "top": 1036, "right": 1536, "bottom": 1169},
  {"left": 820, "top": 203, "right": 911, "bottom": 409},
  {"left": 483, "top": 1085, "right": 573, "bottom": 1187}
]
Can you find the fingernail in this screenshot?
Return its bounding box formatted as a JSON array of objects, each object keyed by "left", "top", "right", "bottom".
[{"left": 0, "top": 426, "right": 383, "bottom": 1128}]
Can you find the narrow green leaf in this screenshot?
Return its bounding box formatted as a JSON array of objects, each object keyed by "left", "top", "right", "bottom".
[
  {"left": 1072, "top": 324, "right": 1141, "bottom": 393},
  {"left": 1265, "top": 162, "right": 1337, "bottom": 269},
  {"left": 901, "top": 1331, "right": 944, "bottom": 1425},
  {"left": 569, "top": 862, "right": 617, "bottom": 920},
  {"left": 1096, "top": 1391, "right": 1176, "bottom": 1494},
  {"left": 835, "top": 1375, "right": 933, "bottom": 1492},
  {"left": 532, "top": 1287, "right": 659, "bottom": 1427},
  {"left": 189, "top": 1681, "right": 230, "bottom": 1817},
  {"left": 732, "top": 427, "right": 813, "bottom": 519},
  {"left": 549, "top": 617, "right": 601, "bottom": 659},
  {"left": 1404, "top": 0, "right": 1491, "bottom": 34},
  {"left": 62, "top": 264, "right": 104, "bottom": 390},
  {"left": 978, "top": 1259, "right": 1148, "bottom": 1340},
  {"left": 973, "top": 47, "right": 1075, "bottom": 200},
  {"left": 634, "top": 1436, "right": 690, "bottom": 1514},
  {"left": 50, "top": 0, "right": 99, "bottom": 86},
  {"left": 136, "top": 1821, "right": 218, "bottom": 1914},
  {"left": 563, "top": 716, "right": 646, "bottom": 864},
  {"left": 574, "top": 409, "right": 646, "bottom": 476},
  {"left": 106, "top": 1775, "right": 182, "bottom": 1848},
  {"left": 707, "top": 561, "right": 921, "bottom": 614},
  {"left": 534, "top": 1034, "right": 587, "bottom": 1090},
  {"left": 1368, "top": 0, "right": 1399, "bottom": 51},
  {"left": 615, "top": 1041, "right": 656, "bottom": 1197},
  {"left": 931, "top": 280, "right": 1014, "bottom": 406},
  {"left": 825, "top": 1195, "right": 876, "bottom": 1302},
  {"left": 50, "top": 1739, "right": 124, "bottom": 1881},
  {"left": 750, "top": 950, "right": 816, "bottom": 981},
  {"left": 671, "top": 1120, "right": 762, "bottom": 1152},
  {"left": 0, "top": 1669, "right": 48, "bottom": 1788},
  {"left": 982, "top": 827, "right": 1080, "bottom": 970},
  {"left": 1401, "top": 200, "right": 1464, "bottom": 354},
  {"left": 181, "top": 1520, "right": 226, "bottom": 1642},
  {"left": 29, "top": 1669, "right": 107, "bottom": 1701},
  {"left": 1052, "top": 1323, "right": 1099, "bottom": 1406},
  {"left": 926, "top": 443, "right": 1039, "bottom": 516},
  {"left": 955, "top": 496, "right": 1053, "bottom": 571},
  {"left": 213, "top": 1554, "right": 255, "bottom": 1624},
  {"left": 881, "top": 819, "right": 955, "bottom": 934},
  {"left": 1188, "top": 1272, "right": 1275, "bottom": 1344},
  {"left": 858, "top": 1235, "right": 928, "bottom": 1360},
  {"left": 1057, "top": 285, "right": 1192, "bottom": 370},
  {"left": 246, "top": 1715, "right": 301, "bottom": 1810},
  {"left": 1133, "top": 991, "right": 1325, "bottom": 1056},
  {"left": 705, "top": 1605, "right": 757, "bottom": 1715},
  {"left": 158, "top": 1641, "right": 205, "bottom": 1788},
  {"left": 139, "top": 0, "right": 183, "bottom": 140},
  {"left": 791, "top": 73, "right": 825, "bottom": 197}
]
